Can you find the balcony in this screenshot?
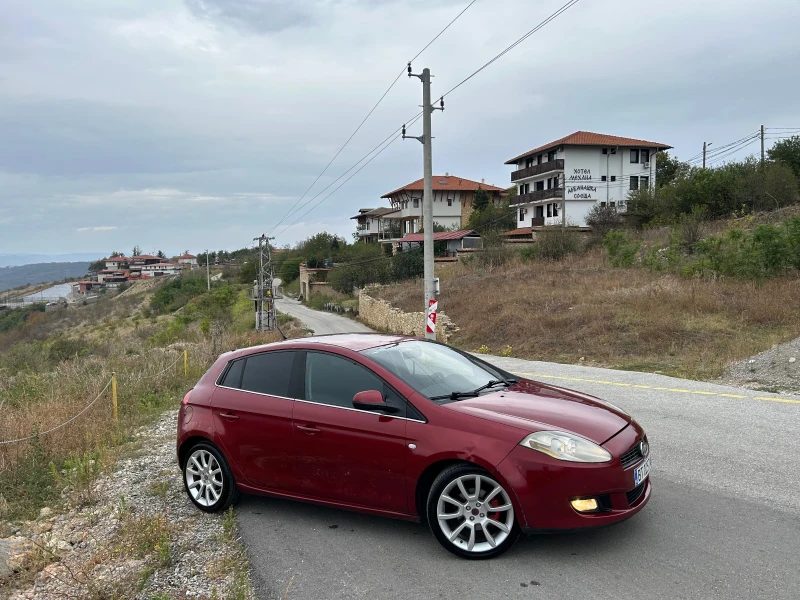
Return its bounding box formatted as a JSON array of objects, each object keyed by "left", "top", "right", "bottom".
[
  {"left": 511, "top": 187, "right": 564, "bottom": 205},
  {"left": 511, "top": 159, "right": 564, "bottom": 182}
]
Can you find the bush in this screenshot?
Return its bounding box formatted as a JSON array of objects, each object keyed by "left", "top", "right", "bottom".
[
  {"left": 477, "top": 232, "right": 512, "bottom": 268},
  {"left": 278, "top": 257, "right": 303, "bottom": 283},
  {"left": 676, "top": 205, "right": 709, "bottom": 253},
  {"left": 585, "top": 205, "right": 623, "bottom": 237},
  {"left": 522, "top": 227, "right": 583, "bottom": 261},
  {"left": 604, "top": 230, "right": 640, "bottom": 267}
]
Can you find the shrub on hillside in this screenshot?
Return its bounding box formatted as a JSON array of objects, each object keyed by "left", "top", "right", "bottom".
[
  {"left": 585, "top": 205, "right": 623, "bottom": 237},
  {"left": 604, "top": 230, "right": 641, "bottom": 267},
  {"left": 521, "top": 227, "right": 583, "bottom": 261}
]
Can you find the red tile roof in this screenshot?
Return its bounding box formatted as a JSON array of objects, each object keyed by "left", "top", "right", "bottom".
[
  {"left": 398, "top": 229, "right": 480, "bottom": 243},
  {"left": 382, "top": 176, "right": 504, "bottom": 198},
  {"left": 505, "top": 131, "right": 672, "bottom": 164},
  {"left": 177, "top": 253, "right": 196, "bottom": 259},
  {"left": 500, "top": 227, "right": 533, "bottom": 236}
]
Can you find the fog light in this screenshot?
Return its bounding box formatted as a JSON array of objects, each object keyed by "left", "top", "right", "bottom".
[{"left": 570, "top": 498, "right": 599, "bottom": 513}]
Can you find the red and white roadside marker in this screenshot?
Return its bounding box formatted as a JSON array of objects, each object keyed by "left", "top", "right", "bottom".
[{"left": 426, "top": 299, "right": 438, "bottom": 335}]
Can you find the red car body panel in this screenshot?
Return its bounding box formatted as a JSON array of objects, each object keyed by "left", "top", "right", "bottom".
[{"left": 177, "top": 334, "right": 651, "bottom": 533}]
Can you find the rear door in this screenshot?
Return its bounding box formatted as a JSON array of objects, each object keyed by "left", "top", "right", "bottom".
[
  {"left": 212, "top": 350, "right": 303, "bottom": 492},
  {"left": 292, "top": 351, "right": 411, "bottom": 514}
]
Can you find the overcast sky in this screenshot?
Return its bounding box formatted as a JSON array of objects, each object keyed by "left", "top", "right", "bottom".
[{"left": 1, "top": 0, "right": 798, "bottom": 257}]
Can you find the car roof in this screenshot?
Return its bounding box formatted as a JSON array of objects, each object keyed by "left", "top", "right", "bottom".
[{"left": 226, "top": 333, "right": 416, "bottom": 359}]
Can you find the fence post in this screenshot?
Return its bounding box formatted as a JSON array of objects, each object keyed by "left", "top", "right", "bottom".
[
  {"left": 111, "top": 372, "right": 118, "bottom": 422},
  {"left": 184, "top": 349, "right": 188, "bottom": 377}
]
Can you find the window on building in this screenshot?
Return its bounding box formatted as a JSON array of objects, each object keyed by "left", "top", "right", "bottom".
[
  {"left": 519, "top": 208, "right": 525, "bottom": 222},
  {"left": 610, "top": 176, "right": 617, "bottom": 182},
  {"left": 601, "top": 175, "right": 607, "bottom": 182},
  {"left": 610, "top": 148, "right": 617, "bottom": 154},
  {"left": 547, "top": 204, "right": 552, "bottom": 218},
  {"left": 640, "top": 176, "right": 649, "bottom": 189},
  {"left": 547, "top": 178, "right": 553, "bottom": 189},
  {"left": 537, "top": 154, "right": 543, "bottom": 165},
  {"left": 553, "top": 176, "right": 560, "bottom": 189},
  {"left": 600, "top": 202, "right": 607, "bottom": 207},
  {"left": 553, "top": 203, "right": 559, "bottom": 217},
  {"left": 548, "top": 150, "right": 556, "bottom": 161},
  {"left": 630, "top": 149, "right": 640, "bottom": 163},
  {"left": 610, "top": 202, "right": 616, "bottom": 207},
  {"left": 447, "top": 198, "right": 453, "bottom": 206},
  {"left": 641, "top": 149, "right": 650, "bottom": 163},
  {"left": 526, "top": 157, "right": 534, "bottom": 169},
  {"left": 520, "top": 183, "right": 530, "bottom": 195},
  {"left": 602, "top": 148, "right": 608, "bottom": 155},
  {"left": 536, "top": 205, "right": 544, "bottom": 218},
  {"left": 413, "top": 198, "right": 419, "bottom": 208},
  {"left": 536, "top": 181, "right": 545, "bottom": 191},
  {"left": 630, "top": 176, "right": 639, "bottom": 191}
]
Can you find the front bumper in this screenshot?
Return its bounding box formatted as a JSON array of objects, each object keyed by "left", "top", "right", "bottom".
[{"left": 497, "top": 423, "right": 651, "bottom": 531}]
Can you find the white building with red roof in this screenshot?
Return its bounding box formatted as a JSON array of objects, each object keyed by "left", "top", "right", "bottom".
[
  {"left": 177, "top": 253, "right": 198, "bottom": 266},
  {"left": 505, "top": 131, "right": 671, "bottom": 228},
  {"left": 378, "top": 174, "right": 505, "bottom": 241}
]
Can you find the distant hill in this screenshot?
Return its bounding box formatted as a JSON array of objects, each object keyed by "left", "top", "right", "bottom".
[
  {"left": 0, "top": 262, "right": 90, "bottom": 293},
  {"left": 0, "top": 253, "right": 103, "bottom": 268}
]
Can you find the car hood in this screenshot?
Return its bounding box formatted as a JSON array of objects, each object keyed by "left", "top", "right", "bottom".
[{"left": 443, "top": 378, "right": 631, "bottom": 445}]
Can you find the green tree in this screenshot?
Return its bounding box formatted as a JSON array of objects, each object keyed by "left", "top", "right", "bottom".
[
  {"left": 767, "top": 135, "right": 800, "bottom": 180},
  {"left": 131, "top": 245, "right": 142, "bottom": 257},
  {"left": 279, "top": 257, "right": 304, "bottom": 283},
  {"left": 655, "top": 151, "right": 690, "bottom": 188},
  {"left": 88, "top": 259, "right": 106, "bottom": 273},
  {"left": 156, "top": 250, "right": 166, "bottom": 259},
  {"left": 472, "top": 187, "right": 490, "bottom": 212},
  {"left": 468, "top": 201, "right": 516, "bottom": 234}
]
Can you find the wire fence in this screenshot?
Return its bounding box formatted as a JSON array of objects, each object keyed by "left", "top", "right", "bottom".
[{"left": 0, "top": 349, "right": 190, "bottom": 446}]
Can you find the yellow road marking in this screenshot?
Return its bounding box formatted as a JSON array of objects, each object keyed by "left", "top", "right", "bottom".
[{"left": 511, "top": 372, "right": 800, "bottom": 406}]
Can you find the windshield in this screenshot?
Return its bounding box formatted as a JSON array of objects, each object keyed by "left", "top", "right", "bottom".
[{"left": 362, "top": 340, "right": 510, "bottom": 401}]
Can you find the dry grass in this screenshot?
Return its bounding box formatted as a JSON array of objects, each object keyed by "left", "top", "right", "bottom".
[{"left": 374, "top": 248, "right": 800, "bottom": 380}]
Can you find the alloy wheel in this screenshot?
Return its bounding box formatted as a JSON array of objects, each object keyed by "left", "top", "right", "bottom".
[
  {"left": 436, "top": 473, "right": 515, "bottom": 554},
  {"left": 185, "top": 448, "right": 224, "bottom": 508}
]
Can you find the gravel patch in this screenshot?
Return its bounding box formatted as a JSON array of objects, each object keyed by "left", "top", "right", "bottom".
[
  {"left": 719, "top": 337, "right": 800, "bottom": 393},
  {"left": 3, "top": 411, "right": 254, "bottom": 600}
]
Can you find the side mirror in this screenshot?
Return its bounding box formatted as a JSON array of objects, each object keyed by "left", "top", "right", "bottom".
[{"left": 353, "top": 390, "right": 398, "bottom": 414}]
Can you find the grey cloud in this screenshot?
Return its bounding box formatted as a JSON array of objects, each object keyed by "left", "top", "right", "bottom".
[{"left": 185, "top": 0, "right": 315, "bottom": 34}]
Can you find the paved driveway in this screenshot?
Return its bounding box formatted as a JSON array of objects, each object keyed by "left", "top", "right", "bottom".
[{"left": 238, "top": 305, "right": 800, "bottom": 600}]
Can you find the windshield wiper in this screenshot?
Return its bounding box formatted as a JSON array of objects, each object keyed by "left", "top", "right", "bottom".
[{"left": 430, "top": 379, "right": 512, "bottom": 401}]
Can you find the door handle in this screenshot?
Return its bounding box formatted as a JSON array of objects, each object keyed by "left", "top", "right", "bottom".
[
  {"left": 219, "top": 412, "right": 239, "bottom": 421},
  {"left": 296, "top": 424, "right": 320, "bottom": 434}
]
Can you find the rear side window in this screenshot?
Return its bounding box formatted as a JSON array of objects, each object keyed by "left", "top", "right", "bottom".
[
  {"left": 220, "top": 359, "right": 244, "bottom": 388},
  {"left": 240, "top": 352, "right": 297, "bottom": 398}
]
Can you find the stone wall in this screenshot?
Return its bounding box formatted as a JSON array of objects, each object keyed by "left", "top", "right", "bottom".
[{"left": 358, "top": 287, "right": 458, "bottom": 343}]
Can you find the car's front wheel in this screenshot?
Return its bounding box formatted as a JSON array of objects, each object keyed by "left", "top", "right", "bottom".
[
  {"left": 427, "top": 464, "right": 520, "bottom": 559},
  {"left": 183, "top": 442, "right": 238, "bottom": 512}
]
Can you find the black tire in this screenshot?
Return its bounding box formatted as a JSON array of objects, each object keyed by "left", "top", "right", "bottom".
[
  {"left": 182, "top": 441, "right": 239, "bottom": 513},
  {"left": 426, "top": 464, "right": 520, "bottom": 559}
]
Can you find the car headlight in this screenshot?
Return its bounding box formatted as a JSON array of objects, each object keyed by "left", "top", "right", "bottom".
[{"left": 519, "top": 431, "right": 612, "bottom": 463}]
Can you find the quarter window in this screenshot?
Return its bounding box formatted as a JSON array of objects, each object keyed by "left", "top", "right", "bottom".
[
  {"left": 220, "top": 359, "right": 244, "bottom": 388},
  {"left": 305, "top": 352, "right": 383, "bottom": 409},
  {"left": 240, "top": 352, "right": 298, "bottom": 397},
  {"left": 630, "top": 149, "right": 640, "bottom": 163}
]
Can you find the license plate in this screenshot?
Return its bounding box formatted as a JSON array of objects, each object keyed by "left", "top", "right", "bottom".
[{"left": 633, "top": 456, "right": 651, "bottom": 486}]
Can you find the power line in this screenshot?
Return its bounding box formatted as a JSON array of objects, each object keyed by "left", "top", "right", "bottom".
[
  {"left": 440, "top": 0, "right": 582, "bottom": 100},
  {"left": 266, "top": 0, "right": 479, "bottom": 237}
]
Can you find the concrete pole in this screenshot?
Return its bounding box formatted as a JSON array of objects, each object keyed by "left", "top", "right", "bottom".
[
  {"left": 206, "top": 249, "right": 210, "bottom": 291},
  {"left": 761, "top": 125, "right": 765, "bottom": 166},
  {"left": 422, "top": 68, "right": 435, "bottom": 341},
  {"left": 703, "top": 142, "right": 707, "bottom": 169}
]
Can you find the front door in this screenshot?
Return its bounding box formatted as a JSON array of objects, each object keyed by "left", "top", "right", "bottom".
[
  {"left": 212, "top": 351, "right": 302, "bottom": 492},
  {"left": 292, "top": 351, "right": 409, "bottom": 514}
]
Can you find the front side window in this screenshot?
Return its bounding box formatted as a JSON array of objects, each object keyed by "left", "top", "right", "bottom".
[
  {"left": 240, "top": 351, "right": 298, "bottom": 397},
  {"left": 630, "top": 149, "right": 640, "bottom": 163},
  {"left": 362, "top": 341, "right": 512, "bottom": 402},
  {"left": 305, "top": 352, "right": 383, "bottom": 409}
]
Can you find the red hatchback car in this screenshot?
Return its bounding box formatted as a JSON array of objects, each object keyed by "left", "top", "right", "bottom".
[{"left": 177, "top": 334, "right": 651, "bottom": 559}]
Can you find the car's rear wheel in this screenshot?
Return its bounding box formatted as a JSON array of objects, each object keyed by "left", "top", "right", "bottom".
[
  {"left": 183, "top": 442, "right": 238, "bottom": 512},
  {"left": 426, "top": 464, "right": 520, "bottom": 559}
]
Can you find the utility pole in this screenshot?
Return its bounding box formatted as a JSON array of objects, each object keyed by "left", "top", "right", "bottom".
[
  {"left": 761, "top": 124, "right": 765, "bottom": 166},
  {"left": 703, "top": 142, "right": 707, "bottom": 169},
  {"left": 252, "top": 234, "right": 276, "bottom": 331},
  {"left": 405, "top": 63, "right": 443, "bottom": 341},
  {"left": 205, "top": 249, "right": 210, "bottom": 291}
]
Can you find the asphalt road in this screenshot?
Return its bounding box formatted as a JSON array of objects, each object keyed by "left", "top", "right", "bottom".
[
  {"left": 238, "top": 306, "right": 800, "bottom": 600},
  {"left": 276, "top": 297, "right": 373, "bottom": 335}
]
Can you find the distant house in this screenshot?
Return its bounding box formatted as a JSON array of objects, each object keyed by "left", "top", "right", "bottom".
[
  {"left": 350, "top": 207, "right": 399, "bottom": 243},
  {"left": 139, "top": 263, "right": 182, "bottom": 278},
  {"left": 177, "top": 253, "right": 198, "bottom": 267},
  {"left": 397, "top": 229, "right": 483, "bottom": 258},
  {"left": 505, "top": 131, "right": 672, "bottom": 228},
  {"left": 379, "top": 175, "right": 505, "bottom": 243}
]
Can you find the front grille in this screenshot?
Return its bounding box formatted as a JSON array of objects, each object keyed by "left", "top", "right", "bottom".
[
  {"left": 620, "top": 437, "right": 647, "bottom": 469},
  {"left": 626, "top": 482, "right": 646, "bottom": 506}
]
